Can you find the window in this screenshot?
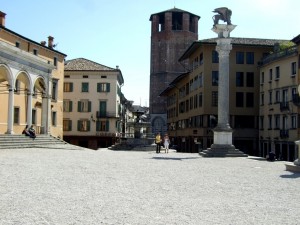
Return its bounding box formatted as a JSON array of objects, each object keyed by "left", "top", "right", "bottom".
[
  {"left": 14, "top": 107, "right": 20, "bottom": 124},
  {"left": 246, "top": 72, "right": 254, "bottom": 87},
  {"left": 32, "top": 109, "right": 36, "bottom": 125},
  {"left": 291, "top": 62, "right": 296, "bottom": 76},
  {"left": 78, "top": 120, "right": 90, "bottom": 132},
  {"left": 246, "top": 52, "right": 254, "bottom": 64},
  {"left": 33, "top": 49, "right": 38, "bottom": 55},
  {"left": 268, "top": 91, "right": 272, "bottom": 104},
  {"left": 189, "top": 97, "right": 193, "bottom": 110},
  {"left": 199, "top": 53, "right": 204, "bottom": 65},
  {"left": 212, "top": 50, "right": 219, "bottom": 63},
  {"left": 212, "top": 91, "right": 218, "bottom": 107},
  {"left": 83, "top": 75, "right": 89, "bottom": 78},
  {"left": 236, "top": 92, "right": 244, "bottom": 107},
  {"left": 212, "top": 71, "right": 219, "bottom": 86},
  {"left": 199, "top": 92, "right": 203, "bottom": 107},
  {"left": 98, "top": 101, "right": 107, "bottom": 117},
  {"left": 63, "top": 100, "right": 73, "bottom": 112},
  {"left": 96, "top": 120, "right": 110, "bottom": 131},
  {"left": 15, "top": 42, "right": 20, "bottom": 48},
  {"left": 246, "top": 92, "right": 254, "bottom": 107},
  {"left": 81, "top": 82, "right": 89, "bottom": 92},
  {"left": 259, "top": 116, "right": 264, "bottom": 129},
  {"left": 236, "top": 72, "right": 244, "bottom": 87},
  {"left": 260, "top": 93, "right": 264, "bottom": 105},
  {"left": 97, "top": 83, "right": 111, "bottom": 92},
  {"left": 63, "top": 119, "right": 72, "bottom": 131},
  {"left": 78, "top": 100, "right": 91, "bottom": 112},
  {"left": 63, "top": 82, "right": 73, "bottom": 92},
  {"left": 275, "top": 115, "right": 280, "bottom": 129},
  {"left": 269, "top": 69, "right": 272, "bottom": 81},
  {"left": 236, "top": 52, "right": 244, "bottom": 64},
  {"left": 194, "top": 94, "right": 198, "bottom": 108},
  {"left": 199, "top": 73, "right": 203, "bottom": 87},
  {"left": 275, "top": 90, "right": 280, "bottom": 103},
  {"left": 268, "top": 115, "right": 272, "bottom": 129},
  {"left": 52, "top": 79, "right": 58, "bottom": 101},
  {"left": 275, "top": 66, "right": 280, "bottom": 80},
  {"left": 291, "top": 115, "right": 297, "bottom": 129},
  {"left": 54, "top": 57, "right": 57, "bottom": 66},
  {"left": 52, "top": 111, "right": 57, "bottom": 126},
  {"left": 261, "top": 72, "right": 264, "bottom": 84}
]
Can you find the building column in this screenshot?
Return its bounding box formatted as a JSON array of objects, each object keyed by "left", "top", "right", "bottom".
[
  {"left": 6, "top": 88, "right": 14, "bottom": 134},
  {"left": 200, "top": 24, "right": 247, "bottom": 157},
  {"left": 26, "top": 92, "right": 33, "bottom": 126}
]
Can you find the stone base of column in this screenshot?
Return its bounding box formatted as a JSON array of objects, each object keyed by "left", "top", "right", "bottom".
[
  {"left": 199, "top": 144, "right": 248, "bottom": 157},
  {"left": 285, "top": 159, "right": 300, "bottom": 173}
]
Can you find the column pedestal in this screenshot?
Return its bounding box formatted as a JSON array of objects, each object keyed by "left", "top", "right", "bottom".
[{"left": 285, "top": 140, "right": 300, "bottom": 173}]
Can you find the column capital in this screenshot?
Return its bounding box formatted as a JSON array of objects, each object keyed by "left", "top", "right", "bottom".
[{"left": 212, "top": 24, "right": 237, "bottom": 38}]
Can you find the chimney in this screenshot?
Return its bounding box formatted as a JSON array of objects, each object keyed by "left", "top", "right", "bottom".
[
  {"left": 116, "top": 65, "right": 119, "bottom": 69},
  {"left": 0, "top": 11, "right": 6, "bottom": 27},
  {"left": 41, "top": 41, "right": 46, "bottom": 46},
  {"left": 48, "top": 36, "right": 54, "bottom": 48}
]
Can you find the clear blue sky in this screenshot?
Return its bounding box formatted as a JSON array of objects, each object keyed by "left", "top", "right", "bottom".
[{"left": 2, "top": 0, "right": 299, "bottom": 106}]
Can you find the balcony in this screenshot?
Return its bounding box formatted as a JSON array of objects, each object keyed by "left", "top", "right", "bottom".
[
  {"left": 96, "top": 111, "right": 118, "bottom": 118},
  {"left": 279, "top": 102, "right": 289, "bottom": 112},
  {"left": 292, "top": 94, "right": 300, "bottom": 106},
  {"left": 280, "top": 129, "right": 289, "bottom": 138}
]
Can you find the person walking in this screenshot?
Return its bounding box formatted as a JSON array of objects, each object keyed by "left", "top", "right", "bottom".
[
  {"left": 163, "top": 134, "right": 170, "bottom": 153},
  {"left": 155, "top": 133, "right": 161, "bottom": 153}
]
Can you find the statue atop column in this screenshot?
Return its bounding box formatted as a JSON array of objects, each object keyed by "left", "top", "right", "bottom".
[{"left": 212, "top": 7, "right": 232, "bottom": 26}]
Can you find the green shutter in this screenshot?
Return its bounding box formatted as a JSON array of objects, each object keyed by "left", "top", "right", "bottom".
[
  {"left": 70, "top": 101, "right": 73, "bottom": 112},
  {"left": 88, "top": 101, "right": 92, "bottom": 112},
  {"left": 106, "top": 120, "right": 109, "bottom": 131},
  {"left": 87, "top": 121, "right": 90, "bottom": 131},
  {"left": 78, "top": 101, "right": 81, "bottom": 112},
  {"left": 70, "top": 83, "right": 73, "bottom": 92},
  {"left": 68, "top": 120, "right": 72, "bottom": 131},
  {"left": 96, "top": 121, "right": 100, "bottom": 131},
  {"left": 77, "top": 120, "right": 80, "bottom": 131},
  {"left": 107, "top": 83, "right": 110, "bottom": 92},
  {"left": 97, "top": 83, "right": 100, "bottom": 92}
]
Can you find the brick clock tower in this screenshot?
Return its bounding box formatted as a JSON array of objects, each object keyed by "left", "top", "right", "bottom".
[{"left": 149, "top": 8, "right": 200, "bottom": 134}]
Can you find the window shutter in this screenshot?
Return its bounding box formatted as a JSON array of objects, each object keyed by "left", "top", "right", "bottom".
[
  {"left": 96, "top": 121, "right": 100, "bottom": 131},
  {"left": 107, "top": 83, "right": 110, "bottom": 92},
  {"left": 87, "top": 121, "right": 91, "bottom": 131},
  {"left": 68, "top": 120, "right": 72, "bottom": 131},
  {"left": 77, "top": 120, "right": 80, "bottom": 131},
  {"left": 70, "top": 83, "right": 73, "bottom": 92},
  {"left": 106, "top": 120, "right": 109, "bottom": 131},
  {"left": 70, "top": 101, "right": 73, "bottom": 112},
  {"left": 97, "top": 83, "right": 100, "bottom": 92},
  {"left": 78, "top": 101, "right": 81, "bottom": 112},
  {"left": 88, "top": 101, "right": 92, "bottom": 112}
]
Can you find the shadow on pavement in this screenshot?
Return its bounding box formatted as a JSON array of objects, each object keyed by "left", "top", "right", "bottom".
[
  {"left": 152, "top": 156, "right": 200, "bottom": 161},
  {"left": 280, "top": 172, "right": 300, "bottom": 179}
]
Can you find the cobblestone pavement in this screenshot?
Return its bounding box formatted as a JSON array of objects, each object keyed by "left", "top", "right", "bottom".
[{"left": 0, "top": 147, "right": 299, "bottom": 225}]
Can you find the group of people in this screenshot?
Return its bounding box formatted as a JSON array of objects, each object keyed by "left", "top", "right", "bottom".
[
  {"left": 22, "top": 125, "right": 36, "bottom": 139},
  {"left": 155, "top": 133, "right": 170, "bottom": 153}
]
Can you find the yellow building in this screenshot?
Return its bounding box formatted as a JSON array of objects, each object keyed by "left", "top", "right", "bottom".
[
  {"left": 161, "top": 37, "right": 286, "bottom": 156},
  {"left": 259, "top": 38, "right": 299, "bottom": 161},
  {"left": 0, "top": 11, "right": 66, "bottom": 137},
  {"left": 63, "top": 58, "right": 124, "bottom": 149}
]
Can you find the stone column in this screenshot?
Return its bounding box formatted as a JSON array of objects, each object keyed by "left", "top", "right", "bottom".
[
  {"left": 200, "top": 24, "right": 247, "bottom": 157},
  {"left": 6, "top": 88, "right": 14, "bottom": 134},
  {"left": 26, "top": 91, "right": 33, "bottom": 126}
]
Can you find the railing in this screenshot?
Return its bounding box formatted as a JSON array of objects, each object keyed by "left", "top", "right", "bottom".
[
  {"left": 279, "top": 102, "right": 289, "bottom": 111},
  {"left": 280, "top": 129, "right": 289, "bottom": 138},
  {"left": 119, "top": 132, "right": 155, "bottom": 139},
  {"left": 96, "top": 111, "right": 119, "bottom": 118},
  {"left": 261, "top": 46, "right": 297, "bottom": 65}
]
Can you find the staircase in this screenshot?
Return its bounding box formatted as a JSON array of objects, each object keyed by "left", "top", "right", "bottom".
[{"left": 0, "top": 134, "right": 84, "bottom": 150}]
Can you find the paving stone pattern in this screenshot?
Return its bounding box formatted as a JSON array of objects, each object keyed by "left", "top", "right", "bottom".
[{"left": 0, "top": 147, "right": 299, "bottom": 225}]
